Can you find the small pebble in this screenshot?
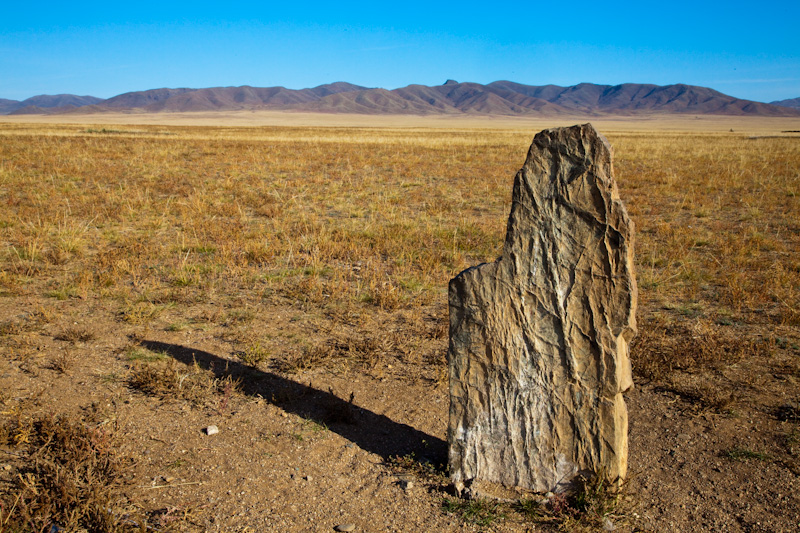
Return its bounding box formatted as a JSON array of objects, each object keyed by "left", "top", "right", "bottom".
[
  {"left": 334, "top": 525, "right": 355, "bottom": 532},
  {"left": 204, "top": 425, "right": 219, "bottom": 435}
]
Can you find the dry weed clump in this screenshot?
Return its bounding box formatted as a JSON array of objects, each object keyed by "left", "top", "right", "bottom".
[
  {"left": 273, "top": 336, "right": 377, "bottom": 374},
  {"left": 127, "top": 357, "right": 240, "bottom": 407},
  {"left": 0, "top": 321, "right": 24, "bottom": 336},
  {"left": 49, "top": 350, "right": 78, "bottom": 374},
  {"left": 528, "top": 472, "right": 631, "bottom": 532},
  {"left": 0, "top": 412, "right": 140, "bottom": 532},
  {"left": 235, "top": 340, "right": 270, "bottom": 368},
  {"left": 54, "top": 326, "right": 96, "bottom": 343},
  {"left": 631, "top": 316, "right": 770, "bottom": 382}
]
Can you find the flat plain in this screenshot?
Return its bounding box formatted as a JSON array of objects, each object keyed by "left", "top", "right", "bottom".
[{"left": 0, "top": 113, "right": 799, "bottom": 532}]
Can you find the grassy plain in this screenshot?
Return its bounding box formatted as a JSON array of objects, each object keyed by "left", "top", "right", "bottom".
[
  {"left": 5, "top": 109, "right": 800, "bottom": 131},
  {"left": 0, "top": 115, "right": 799, "bottom": 531}
]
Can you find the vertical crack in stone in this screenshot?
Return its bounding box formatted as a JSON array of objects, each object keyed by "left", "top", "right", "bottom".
[{"left": 447, "top": 123, "right": 637, "bottom": 496}]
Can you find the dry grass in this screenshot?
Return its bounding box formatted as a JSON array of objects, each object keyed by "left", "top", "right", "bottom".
[
  {"left": 55, "top": 326, "right": 96, "bottom": 343},
  {"left": 0, "top": 411, "right": 140, "bottom": 532},
  {"left": 2, "top": 122, "right": 799, "bottom": 375},
  {"left": 127, "top": 357, "right": 240, "bottom": 407},
  {"left": 0, "top": 124, "right": 519, "bottom": 317},
  {"left": 1, "top": 124, "right": 797, "bottom": 355},
  {"left": 3, "top": 110, "right": 800, "bottom": 132},
  {"left": 0, "top": 120, "right": 799, "bottom": 529}
]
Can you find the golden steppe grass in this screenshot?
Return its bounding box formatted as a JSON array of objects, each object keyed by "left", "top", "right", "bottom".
[
  {"left": 1, "top": 122, "right": 797, "bottom": 330},
  {"left": 0, "top": 118, "right": 799, "bottom": 530},
  {"left": 1, "top": 120, "right": 799, "bottom": 378}
]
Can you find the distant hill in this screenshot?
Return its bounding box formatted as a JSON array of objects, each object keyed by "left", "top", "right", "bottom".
[
  {"left": 0, "top": 99, "right": 19, "bottom": 114},
  {"left": 771, "top": 97, "right": 800, "bottom": 109},
  {"left": 2, "top": 94, "right": 102, "bottom": 114},
  {"left": 99, "top": 83, "right": 367, "bottom": 112},
  {"left": 21, "top": 94, "right": 103, "bottom": 108},
  {"left": 3, "top": 82, "right": 799, "bottom": 117},
  {"left": 100, "top": 88, "right": 196, "bottom": 109}
]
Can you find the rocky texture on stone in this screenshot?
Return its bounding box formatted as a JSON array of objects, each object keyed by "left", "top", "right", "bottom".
[{"left": 447, "top": 123, "right": 637, "bottom": 495}]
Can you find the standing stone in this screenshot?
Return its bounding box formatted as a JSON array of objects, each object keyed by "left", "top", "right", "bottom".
[{"left": 448, "top": 123, "right": 637, "bottom": 496}]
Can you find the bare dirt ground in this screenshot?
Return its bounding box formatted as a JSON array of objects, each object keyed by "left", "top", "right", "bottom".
[
  {"left": 2, "top": 295, "right": 799, "bottom": 532},
  {"left": 0, "top": 117, "right": 799, "bottom": 532}
]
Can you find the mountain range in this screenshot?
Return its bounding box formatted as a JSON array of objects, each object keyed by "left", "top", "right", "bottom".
[{"left": 3, "top": 81, "right": 799, "bottom": 117}]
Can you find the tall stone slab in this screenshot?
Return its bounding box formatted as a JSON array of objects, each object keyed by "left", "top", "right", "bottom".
[{"left": 448, "top": 123, "right": 637, "bottom": 496}]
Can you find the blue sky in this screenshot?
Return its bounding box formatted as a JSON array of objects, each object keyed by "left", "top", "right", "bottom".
[{"left": 2, "top": 1, "right": 798, "bottom": 102}]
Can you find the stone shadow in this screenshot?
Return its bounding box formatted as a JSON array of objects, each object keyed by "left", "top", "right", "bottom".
[{"left": 140, "top": 340, "right": 447, "bottom": 466}]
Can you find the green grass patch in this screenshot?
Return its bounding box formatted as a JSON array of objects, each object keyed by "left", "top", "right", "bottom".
[
  {"left": 124, "top": 347, "right": 169, "bottom": 362},
  {"left": 725, "top": 447, "right": 771, "bottom": 461},
  {"left": 442, "top": 497, "right": 505, "bottom": 527}
]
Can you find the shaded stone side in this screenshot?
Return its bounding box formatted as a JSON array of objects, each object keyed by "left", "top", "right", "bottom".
[{"left": 447, "top": 123, "right": 637, "bottom": 495}]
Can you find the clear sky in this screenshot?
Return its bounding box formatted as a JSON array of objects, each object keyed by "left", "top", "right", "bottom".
[{"left": 2, "top": 1, "right": 798, "bottom": 102}]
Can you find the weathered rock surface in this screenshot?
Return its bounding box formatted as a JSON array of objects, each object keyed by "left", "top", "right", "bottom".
[{"left": 448, "top": 123, "right": 637, "bottom": 495}]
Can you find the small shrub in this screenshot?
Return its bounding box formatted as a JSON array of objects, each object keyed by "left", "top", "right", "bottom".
[
  {"left": 571, "top": 472, "right": 620, "bottom": 523},
  {"left": 0, "top": 321, "right": 23, "bottom": 336},
  {"left": 119, "top": 301, "right": 172, "bottom": 324},
  {"left": 45, "top": 284, "right": 80, "bottom": 300},
  {"left": 388, "top": 452, "right": 447, "bottom": 485},
  {"left": 55, "top": 326, "right": 96, "bottom": 343},
  {"left": 236, "top": 341, "right": 270, "bottom": 367},
  {"left": 631, "top": 317, "right": 766, "bottom": 381},
  {"left": 0, "top": 413, "right": 140, "bottom": 532},
  {"left": 50, "top": 351, "right": 77, "bottom": 374},
  {"left": 128, "top": 358, "right": 239, "bottom": 406}
]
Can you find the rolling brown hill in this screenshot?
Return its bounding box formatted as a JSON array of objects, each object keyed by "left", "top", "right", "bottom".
[
  {"left": 101, "top": 87, "right": 196, "bottom": 109},
  {"left": 19, "top": 94, "right": 103, "bottom": 108},
  {"left": 3, "top": 82, "right": 799, "bottom": 117},
  {"left": 486, "top": 81, "right": 797, "bottom": 116},
  {"left": 99, "top": 83, "right": 367, "bottom": 112},
  {"left": 302, "top": 88, "right": 444, "bottom": 115}
]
